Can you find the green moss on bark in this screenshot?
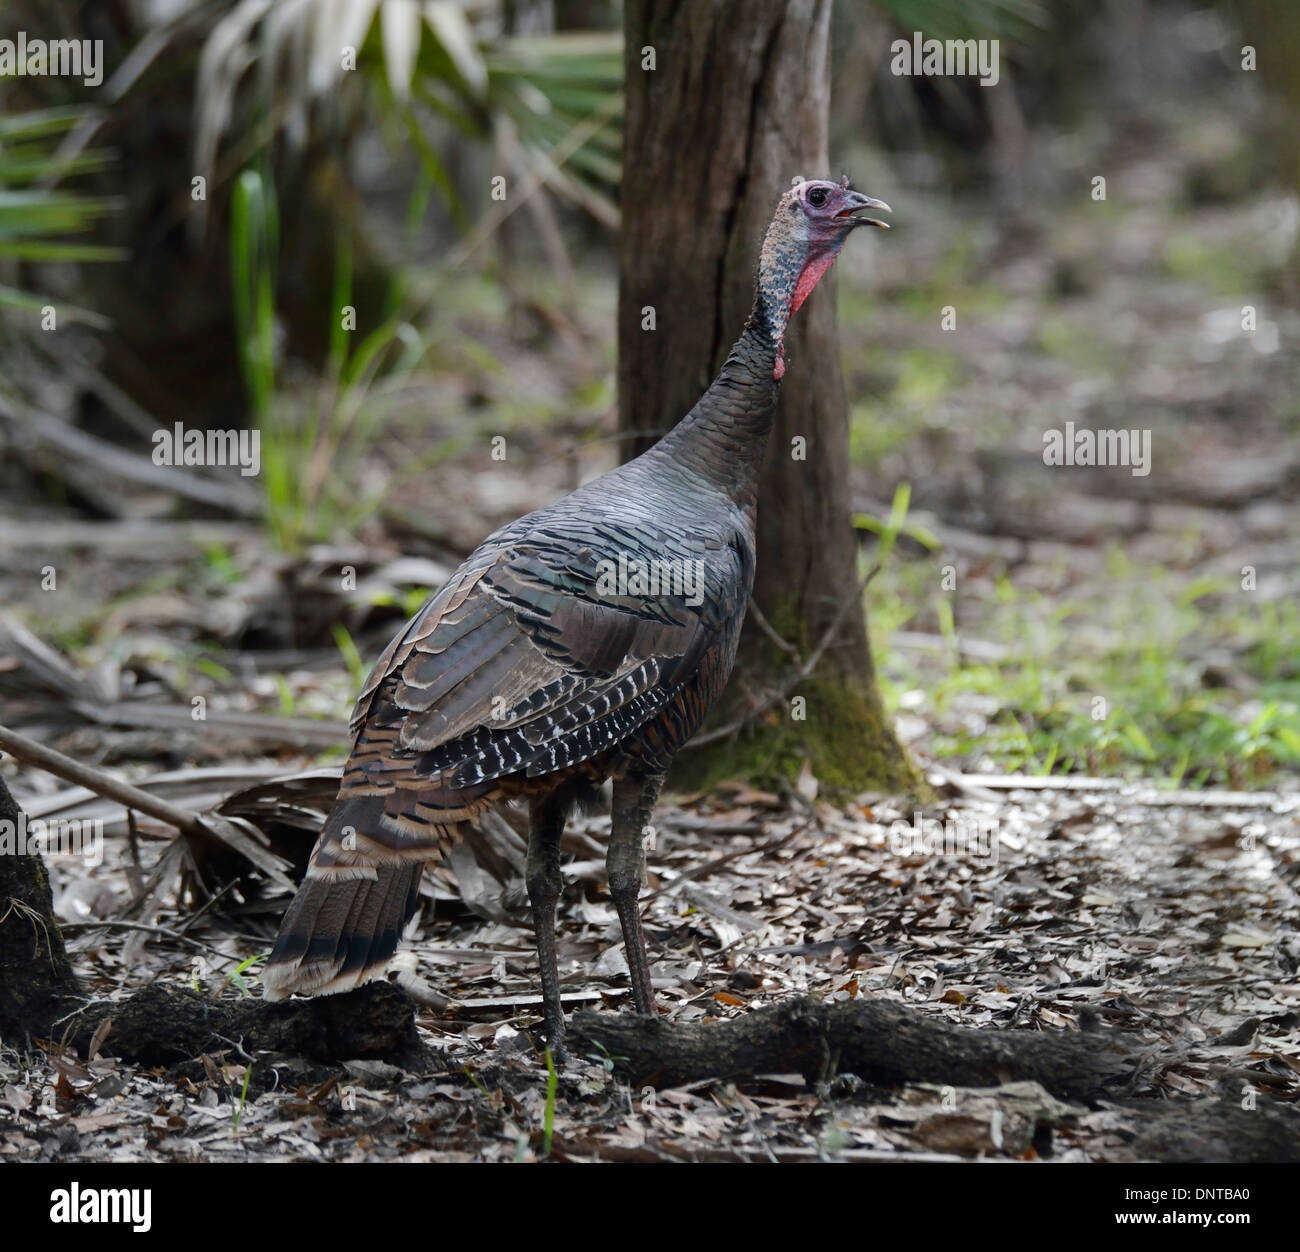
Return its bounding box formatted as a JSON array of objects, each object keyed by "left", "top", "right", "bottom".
[{"left": 673, "top": 675, "right": 926, "bottom": 799}]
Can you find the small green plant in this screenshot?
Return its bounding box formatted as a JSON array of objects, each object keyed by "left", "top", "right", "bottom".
[
  {"left": 229, "top": 167, "right": 434, "bottom": 554},
  {"left": 584, "top": 1040, "right": 628, "bottom": 1073},
  {"left": 194, "top": 656, "right": 233, "bottom": 684},
  {"left": 541, "top": 1047, "right": 558, "bottom": 1158},
  {"left": 332, "top": 624, "right": 368, "bottom": 691},
  {"left": 231, "top": 1063, "right": 253, "bottom": 1132},
  {"left": 226, "top": 951, "right": 267, "bottom": 997},
  {"left": 229, "top": 167, "right": 278, "bottom": 423},
  {"left": 853, "top": 482, "right": 940, "bottom": 566},
  {"left": 271, "top": 674, "right": 296, "bottom": 717}
]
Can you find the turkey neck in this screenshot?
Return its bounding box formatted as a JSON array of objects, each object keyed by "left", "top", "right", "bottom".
[{"left": 642, "top": 284, "right": 791, "bottom": 516}]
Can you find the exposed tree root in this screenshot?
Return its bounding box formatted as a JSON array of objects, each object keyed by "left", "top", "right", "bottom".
[
  {"left": 570, "top": 998, "right": 1300, "bottom": 1162},
  {"left": 1116, "top": 1099, "right": 1300, "bottom": 1164},
  {"left": 571, "top": 997, "right": 1136, "bottom": 1101},
  {"left": 59, "top": 981, "right": 424, "bottom": 1069}
]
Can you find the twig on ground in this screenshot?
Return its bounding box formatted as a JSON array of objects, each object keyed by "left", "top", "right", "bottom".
[
  {"left": 0, "top": 722, "right": 294, "bottom": 890},
  {"left": 60, "top": 918, "right": 246, "bottom": 961}
]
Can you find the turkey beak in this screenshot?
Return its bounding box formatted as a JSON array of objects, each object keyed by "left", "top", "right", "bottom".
[{"left": 842, "top": 192, "right": 892, "bottom": 230}]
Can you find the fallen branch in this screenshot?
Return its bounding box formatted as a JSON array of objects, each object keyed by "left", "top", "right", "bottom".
[
  {"left": 570, "top": 996, "right": 1138, "bottom": 1101},
  {"left": 1, "top": 772, "right": 421, "bottom": 1068},
  {"left": 568, "top": 998, "right": 1300, "bottom": 1162},
  {"left": 74, "top": 702, "right": 345, "bottom": 747},
  {"left": 60, "top": 981, "right": 422, "bottom": 1068},
  {"left": 944, "top": 770, "right": 1295, "bottom": 809},
  {"left": 0, "top": 397, "right": 261, "bottom": 516},
  {"left": 0, "top": 722, "right": 294, "bottom": 890}
]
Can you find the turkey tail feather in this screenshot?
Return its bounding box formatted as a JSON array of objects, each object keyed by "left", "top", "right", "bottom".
[{"left": 261, "top": 797, "right": 425, "bottom": 1001}]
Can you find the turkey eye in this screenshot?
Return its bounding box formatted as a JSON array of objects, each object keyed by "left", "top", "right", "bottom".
[{"left": 807, "top": 186, "right": 828, "bottom": 208}]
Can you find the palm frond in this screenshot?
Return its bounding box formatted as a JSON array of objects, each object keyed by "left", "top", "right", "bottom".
[{"left": 0, "top": 104, "right": 121, "bottom": 325}]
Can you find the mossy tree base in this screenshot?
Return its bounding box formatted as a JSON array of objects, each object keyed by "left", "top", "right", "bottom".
[{"left": 674, "top": 671, "right": 927, "bottom": 801}]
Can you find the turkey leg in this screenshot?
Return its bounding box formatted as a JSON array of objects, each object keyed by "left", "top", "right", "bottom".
[
  {"left": 608, "top": 771, "right": 665, "bottom": 1016},
  {"left": 527, "top": 791, "right": 568, "bottom": 1054}
]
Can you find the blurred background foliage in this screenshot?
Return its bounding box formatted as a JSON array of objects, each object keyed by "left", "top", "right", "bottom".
[{"left": 1, "top": 0, "right": 1297, "bottom": 787}]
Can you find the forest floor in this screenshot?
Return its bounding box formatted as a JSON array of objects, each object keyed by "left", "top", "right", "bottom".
[
  {"left": 1, "top": 778, "right": 1296, "bottom": 1161},
  {"left": 1, "top": 39, "right": 1298, "bottom": 1161}
]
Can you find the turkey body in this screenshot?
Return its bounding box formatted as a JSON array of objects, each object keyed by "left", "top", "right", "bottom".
[
  {"left": 260, "top": 176, "right": 889, "bottom": 1053},
  {"left": 378, "top": 462, "right": 758, "bottom": 800}
]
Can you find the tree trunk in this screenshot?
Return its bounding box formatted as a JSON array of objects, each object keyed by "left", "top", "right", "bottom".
[
  {"left": 618, "top": 0, "right": 921, "bottom": 795},
  {"left": 1237, "top": 0, "right": 1300, "bottom": 299},
  {"left": 0, "top": 776, "right": 81, "bottom": 1044}
]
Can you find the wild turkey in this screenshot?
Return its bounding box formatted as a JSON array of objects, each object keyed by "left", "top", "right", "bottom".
[{"left": 261, "top": 176, "right": 890, "bottom": 1052}]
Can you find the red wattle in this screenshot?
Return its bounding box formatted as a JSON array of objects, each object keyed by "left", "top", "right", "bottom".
[{"left": 790, "top": 252, "right": 837, "bottom": 316}]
